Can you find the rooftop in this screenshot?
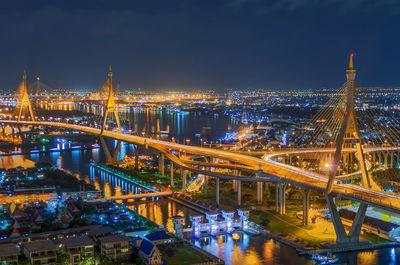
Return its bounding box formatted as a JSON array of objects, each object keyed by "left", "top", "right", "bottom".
[
  {"left": 145, "top": 230, "right": 171, "bottom": 242},
  {"left": 22, "top": 240, "right": 58, "bottom": 253},
  {"left": 0, "top": 243, "right": 20, "bottom": 256},
  {"left": 139, "top": 239, "right": 155, "bottom": 256},
  {"left": 59, "top": 236, "right": 95, "bottom": 248},
  {"left": 87, "top": 226, "right": 115, "bottom": 237},
  {"left": 99, "top": 234, "right": 131, "bottom": 244}
]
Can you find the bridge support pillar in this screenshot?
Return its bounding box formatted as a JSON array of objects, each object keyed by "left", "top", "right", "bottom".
[
  {"left": 216, "top": 177, "right": 220, "bottom": 207},
  {"left": 378, "top": 153, "right": 382, "bottom": 167},
  {"left": 99, "top": 136, "right": 120, "bottom": 164},
  {"left": 158, "top": 153, "right": 165, "bottom": 176},
  {"left": 275, "top": 183, "right": 279, "bottom": 212},
  {"left": 170, "top": 162, "right": 174, "bottom": 187},
  {"left": 384, "top": 152, "right": 388, "bottom": 169},
  {"left": 372, "top": 153, "right": 376, "bottom": 167},
  {"left": 391, "top": 152, "right": 394, "bottom": 168},
  {"left": 301, "top": 189, "right": 310, "bottom": 225},
  {"left": 278, "top": 183, "right": 287, "bottom": 215},
  {"left": 134, "top": 145, "right": 140, "bottom": 169},
  {"left": 237, "top": 180, "right": 242, "bottom": 206},
  {"left": 204, "top": 176, "right": 208, "bottom": 196},
  {"left": 265, "top": 182, "right": 269, "bottom": 195},
  {"left": 232, "top": 179, "right": 237, "bottom": 192},
  {"left": 325, "top": 193, "right": 368, "bottom": 244},
  {"left": 257, "top": 182, "right": 263, "bottom": 203},
  {"left": 181, "top": 169, "right": 187, "bottom": 191}
]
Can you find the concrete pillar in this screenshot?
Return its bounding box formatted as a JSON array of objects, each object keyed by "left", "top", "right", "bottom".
[
  {"left": 181, "top": 169, "right": 187, "bottom": 191},
  {"left": 257, "top": 182, "right": 263, "bottom": 203},
  {"left": 348, "top": 203, "right": 368, "bottom": 241},
  {"left": 301, "top": 189, "right": 310, "bottom": 225},
  {"left": 279, "top": 183, "right": 287, "bottom": 215},
  {"left": 204, "top": 176, "right": 208, "bottom": 196},
  {"left": 378, "top": 153, "right": 382, "bottom": 167},
  {"left": 384, "top": 152, "right": 388, "bottom": 169},
  {"left": 275, "top": 183, "right": 279, "bottom": 212},
  {"left": 372, "top": 152, "right": 375, "bottom": 166},
  {"left": 237, "top": 180, "right": 241, "bottom": 206},
  {"left": 326, "top": 193, "right": 368, "bottom": 244},
  {"left": 265, "top": 182, "right": 269, "bottom": 195},
  {"left": 216, "top": 177, "right": 220, "bottom": 207},
  {"left": 159, "top": 154, "right": 165, "bottom": 176},
  {"left": 232, "top": 179, "right": 237, "bottom": 192},
  {"left": 391, "top": 152, "right": 394, "bottom": 168},
  {"left": 326, "top": 193, "right": 347, "bottom": 243},
  {"left": 170, "top": 162, "right": 174, "bottom": 186}
]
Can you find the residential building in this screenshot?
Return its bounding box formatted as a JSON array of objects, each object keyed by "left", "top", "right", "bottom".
[
  {"left": 21, "top": 240, "right": 58, "bottom": 265},
  {"left": 59, "top": 236, "right": 95, "bottom": 265},
  {"left": 0, "top": 243, "right": 20, "bottom": 265},
  {"left": 138, "top": 239, "right": 162, "bottom": 265},
  {"left": 99, "top": 234, "right": 132, "bottom": 261}
]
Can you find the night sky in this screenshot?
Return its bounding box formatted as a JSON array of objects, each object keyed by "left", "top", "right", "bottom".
[{"left": 1, "top": 0, "right": 400, "bottom": 91}]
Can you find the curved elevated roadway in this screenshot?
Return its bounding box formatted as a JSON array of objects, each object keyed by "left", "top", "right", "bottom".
[{"left": 4, "top": 120, "right": 400, "bottom": 214}]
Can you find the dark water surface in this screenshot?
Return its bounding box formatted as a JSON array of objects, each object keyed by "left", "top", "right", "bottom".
[{"left": 12, "top": 143, "right": 397, "bottom": 265}]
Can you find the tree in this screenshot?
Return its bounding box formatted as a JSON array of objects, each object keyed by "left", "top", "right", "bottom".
[
  {"left": 18, "top": 255, "right": 29, "bottom": 265},
  {"left": 56, "top": 250, "right": 69, "bottom": 265},
  {"left": 78, "top": 257, "right": 96, "bottom": 265}
]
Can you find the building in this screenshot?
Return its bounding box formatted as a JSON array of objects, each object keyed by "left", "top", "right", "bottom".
[
  {"left": 138, "top": 239, "right": 162, "bottom": 265},
  {"left": 0, "top": 243, "right": 20, "bottom": 265},
  {"left": 59, "top": 236, "right": 95, "bottom": 265},
  {"left": 87, "top": 226, "right": 115, "bottom": 241},
  {"left": 21, "top": 240, "right": 58, "bottom": 265},
  {"left": 145, "top": 230, "right": 172, "bottom": 245},
  {"left": 98, "top": 234, "right": 132, "bottom": 261}
]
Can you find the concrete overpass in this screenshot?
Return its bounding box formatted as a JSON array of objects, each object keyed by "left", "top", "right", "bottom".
[{"left": 3, "top": 119, "right": 400, "bottom": 216}]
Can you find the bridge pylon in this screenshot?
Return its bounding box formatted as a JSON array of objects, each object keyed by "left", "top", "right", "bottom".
[
  {"left": 326, "top": 54, "right": 371, "bottom": 193},
  {"left": 15, "top": 70, "right": 35, "bottom": 122},
  {"left": 101, "top": 65, "right": 121, "bottom": 134},
  {"left": 326, "top": 193, "right": 369, "bottom": 245}
]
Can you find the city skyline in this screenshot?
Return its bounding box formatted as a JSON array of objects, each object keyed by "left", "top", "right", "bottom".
[
  {"left": 1, "top": 0, "right": 400, "bottom": 90},
  {"left": 2, "top": 2, "right": 400, "bottom": 265}
]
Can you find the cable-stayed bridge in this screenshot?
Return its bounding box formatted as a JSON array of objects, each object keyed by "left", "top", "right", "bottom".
[{"left": 4, "top": 55, "right": 400, "bottom": 247}]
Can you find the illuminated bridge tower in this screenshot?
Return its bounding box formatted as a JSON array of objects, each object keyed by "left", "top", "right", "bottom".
[
  {"left": 15, "top": 70, "right": 35, "bottom": 122},
  {"left": 325, "top": 54, "right": 370, "bottom": 246},
  {"left": 99, "top": 66, "right": 122, "bottom": 164},
  {"left": 326, "top": 54, "right": 371, "bottom": 193},
  {"left": 101, "top": 65, "right": 121, "bottom": 134}
]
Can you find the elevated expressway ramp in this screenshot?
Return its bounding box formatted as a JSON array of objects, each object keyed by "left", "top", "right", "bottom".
[{"left": 4, "top": 120, "right": 400, "bottom": 214}]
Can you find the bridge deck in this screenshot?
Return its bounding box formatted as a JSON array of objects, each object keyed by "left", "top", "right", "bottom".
[{"left": 4, "top": 120, "right": 400, "bottom": 214}]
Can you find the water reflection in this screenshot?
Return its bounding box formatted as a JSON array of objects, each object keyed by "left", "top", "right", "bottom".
[
  {"left": 126, "top": 199, "right": 199, "bottom": 232},
  {"left": 0, "top": 155, "right": 35, "bottom": 169},
  {"left": 38, "top": 103, "right": 238, "bottom": 142},
  {"left": 9, "top": 144, "right": 400, "bottom": 265}
]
